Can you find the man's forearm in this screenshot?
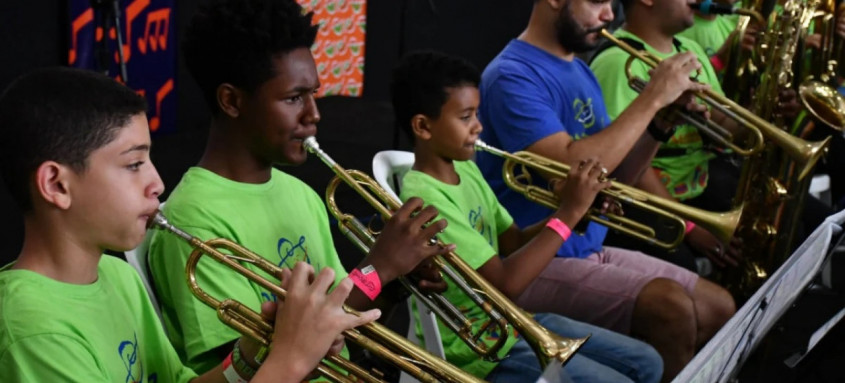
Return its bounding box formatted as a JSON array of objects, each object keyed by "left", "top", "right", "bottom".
[
  {"left": 540, "top": 94, "right": 663, "bottom": 172},
  {"left": 613, "top": 133, "right": 661, "bottom": 185}
]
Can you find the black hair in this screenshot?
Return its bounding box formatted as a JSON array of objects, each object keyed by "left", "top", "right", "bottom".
[
  {"left": 390, "top": 51, "right": 481, "bottom": 142},
  {"left": 182, "top": 0, "right": 318, "bottom": 114},
  {"left": 0, "top": 67, "right": 147, "bottom": 211}
]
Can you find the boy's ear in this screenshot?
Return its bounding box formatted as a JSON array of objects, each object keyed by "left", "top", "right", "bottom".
[
  {"left": 34, "top": 161, "right": 73, "bottom": 210},
  {"left": 410, "top": 114, "right": 433, "bottom": 141},
  {"left": 217, "top": 83, "right": 243, "bottom": 118}
]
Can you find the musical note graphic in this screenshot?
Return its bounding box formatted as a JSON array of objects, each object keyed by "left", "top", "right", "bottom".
[
  {"left": 69, "top": 8, "right": 94, "bottom": 65},
  {"left": 148, "top": 79, "right": 173, "bottom": 132},
  {"left": 114, "top": 0, "right": 150, "bottom": 64},
  {"left": 137, "top": 8, "right": 169, "bottom": 54}
]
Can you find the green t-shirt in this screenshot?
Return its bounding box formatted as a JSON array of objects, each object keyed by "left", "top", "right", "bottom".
[
  {"left": 148, "top": 167, "right": 348, "bottom": 374},
  {"left": 399, "top": 160, "right": 519, "bottom": 379},
  {"left": 678, "top": 14, "right": 739, "bottom": 57},
  {"left": 0, "top": 256, "right": 197, "bottom": 382},
  {"left": 591, "top": 29, "right": 724, "bottom": 200}
]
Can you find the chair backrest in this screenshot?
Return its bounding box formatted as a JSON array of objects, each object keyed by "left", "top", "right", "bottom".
[
  {"left": 372, "top": 150, "right": 447, "bottom": 362},
  {"left": 125, "top": 202, "right": 165, "bottom": 324},
  {"left": 125, "top": 227, "right": 164, "bottom": 323},
  {"left": 372, "top": 150, "right": 415, "bottom": 200},
  {"left": 810, "top": 174, "right": 832, "bottom": 206}
]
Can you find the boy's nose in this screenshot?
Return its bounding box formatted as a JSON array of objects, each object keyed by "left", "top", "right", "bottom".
[
  {"left": 303, "top": 95, "right": 321, "bottom": 125},
  {"left": 472, "top": 120, "right": 484, "bottom": 135},
  {"left": 147, "top": 169, "right": 165, "bottom": 199}
]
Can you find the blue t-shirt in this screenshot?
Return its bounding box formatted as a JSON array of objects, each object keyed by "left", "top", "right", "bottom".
[{"left": 477, "top": 39, "right": 610, "bottom": 259}]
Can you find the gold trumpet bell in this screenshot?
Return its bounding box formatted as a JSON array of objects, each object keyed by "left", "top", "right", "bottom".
[{"left": 799, "top": 79, "right": 845, "bottom": 131}]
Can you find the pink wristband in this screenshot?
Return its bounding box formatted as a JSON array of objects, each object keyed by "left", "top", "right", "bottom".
[
  {"left": 350, "top": 265, "right": 382, "bottom": 301},
  {"left": 546, "top": 218, "right": 572, "bottom": 241},
  {"left": 710, "top": 55, "right": 725, "bottom": 72},
  {"left": 222, "top": 352, "right": 249, "bottom": 383},
  {"left": 685, "top": 220, "right": 697, "bottom": 234}
]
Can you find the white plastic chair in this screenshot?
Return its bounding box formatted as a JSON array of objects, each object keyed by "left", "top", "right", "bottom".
[
  {"left": 372, "top": 150, "right": 447, "bottom": 372},
  {"left": 810, "top": 174, "right": 832, "bottom": 206}
]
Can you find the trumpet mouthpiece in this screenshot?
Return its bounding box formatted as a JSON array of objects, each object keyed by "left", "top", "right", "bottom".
[
  {"left": 303, "top": 136, "right": 319, "bottom": 152},
  {"left": 145, "top": 210, "right": 168, "bottom": 230}
]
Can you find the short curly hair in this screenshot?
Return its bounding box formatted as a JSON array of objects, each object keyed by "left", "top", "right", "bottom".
[
  {"left": 182, "top": 0, "right": 318, "bottom": 114},
  {"left": 390, "top": 51, "right": 480, "bottom": 142}
]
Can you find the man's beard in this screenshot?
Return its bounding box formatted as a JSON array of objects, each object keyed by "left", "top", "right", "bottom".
[{"left": 554, "top": 5, "right": 606, "bottom": 53}]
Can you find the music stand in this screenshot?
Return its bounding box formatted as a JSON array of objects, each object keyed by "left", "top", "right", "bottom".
[{"left": 673, "top": 209, "right": 845, "bottom": 383}]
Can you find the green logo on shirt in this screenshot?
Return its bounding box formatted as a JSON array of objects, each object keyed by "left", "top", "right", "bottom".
[
  {"left": 468, "top": 206, "right": 493, "bottom": 246},
  {"left": 118, "top": 333, "right": 156, "bottom": 383},
  {"left": 277, "top": 235, "right": 312, "bottom": 269},
  {"left": 572, "top": 98, "right": 596, "bottom": 130}
]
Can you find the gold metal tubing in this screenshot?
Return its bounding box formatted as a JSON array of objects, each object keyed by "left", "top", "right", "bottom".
[
  {"left": 601, "top": 29, "right": 831, "bottom": 180},
  {"left": 324, "top": 173, "right": 510, "bottom": 360},
  {"left": 148, "top": 212, "right": 483, "bottom": 383},
  {"left": 736, "top": 7, "right": 766, "bottom": 25},
  {"left": 304, "top": 137, "right": 588, "bottom": 371},
  {"left": 623, "top": 55, "right": 765, "bottom": 157},
  {"left": 475, "top": 140, "right": 744, "bottom": 247}
]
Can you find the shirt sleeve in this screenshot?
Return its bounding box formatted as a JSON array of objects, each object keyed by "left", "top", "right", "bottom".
[
  {"left": 0, "top": 334, "right": 109, "bottom": 382},
  {"left": 493, "top": 199, "right": 515, "bottom": 236},
  {"left": 481, "top": 71, "right": 569, "bottom": 153}
]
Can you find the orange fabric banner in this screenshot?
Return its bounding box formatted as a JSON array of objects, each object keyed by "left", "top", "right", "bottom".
[{"left": 298, "top": 0, "right": 366, "bottom": 97}]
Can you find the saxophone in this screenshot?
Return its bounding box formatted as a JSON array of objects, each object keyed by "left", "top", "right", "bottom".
[{"left": 721, "top": 0, "right": 834, "bottom": 298}]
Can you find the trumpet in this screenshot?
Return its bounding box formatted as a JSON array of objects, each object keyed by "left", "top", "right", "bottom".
[
  {"left": 601, "top": 29, "right": 831, "bottom": 180},
  {"left": 474, "top": 140, "right": 744, "bottom": 249},
  {"left": 622, "top": 54, "right": 765, "bottom": 157},
  {"left": 147, "top": 211, "right": 484, "bottom": 383},
  {"left": 325, "top": 170, "right": 511, "bottom": 360},
  {"left": 303, "top": 136, "right": 588, "bottom": 371}
]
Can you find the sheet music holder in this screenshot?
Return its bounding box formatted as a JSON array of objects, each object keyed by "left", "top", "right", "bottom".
[
  {"left": 673, "top": 209, "right": 845, "bottom": 383},
  {"left": 782, "top": 230, "right": 845, "bottom": 368}
]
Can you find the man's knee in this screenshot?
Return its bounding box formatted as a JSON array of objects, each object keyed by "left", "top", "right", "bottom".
[
  {"left": 635, "top": 278, "right": 697, "bottom": 329},
  {"left": 694, "top": 278, "right": 736, "bottom": 325}
]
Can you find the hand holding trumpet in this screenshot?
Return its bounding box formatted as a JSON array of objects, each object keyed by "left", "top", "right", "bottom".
[
  {"left": 549, "top": 158, "right": 613, "bottom": 227},
  {"left": 241, "top": 262, "right": 382, "bottom": 382},
  {"left": 640, "top": 52, "right": 711, "bottom": 110},
  {"left": 364, "top": 197, "right": 456, "bottom": 284}
]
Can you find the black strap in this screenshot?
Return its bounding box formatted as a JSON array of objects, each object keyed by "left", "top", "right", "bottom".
[{"left": 655, "top": 147, "right": 690, "bottom": 158}]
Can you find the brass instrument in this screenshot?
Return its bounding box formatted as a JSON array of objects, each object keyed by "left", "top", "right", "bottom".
[
  {"left": 303, "top": 136, "right": 588, "bottom": 371},
  {"left": 474, "top": 140, "right": 744, "bottom": 249},
  {"left": 718, "top": 0, "right": 769, "bottom": 105},
  {"left": 802, "top": 0, "right": 845, "bottom": 130},
  {"left": 809, "top": 0, "right": 839, "bottom": 85},
  {"left": 325, "top": 170, "right": 511, "bottom": 360},
  {"left": 724, "top": 0, "right": 836, "bottom": 298},
  {"left": 622, "top": 54, "right": 765, "bottom": 156},
  {"left": 600, "top": 29, "right": 831, "bottom": 181},
  {"left": 147, "top": 211, "right": 485, "bottom": 383}
]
